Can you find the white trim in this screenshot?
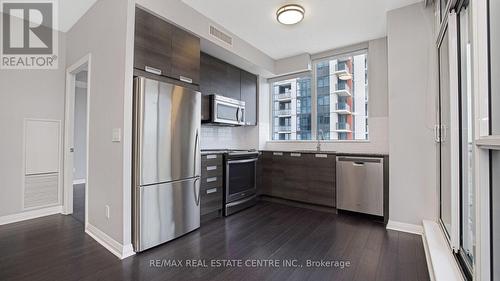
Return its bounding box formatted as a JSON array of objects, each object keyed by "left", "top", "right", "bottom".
[
  {"left": 422, "top": 220, "right": 465, "bottom": 281},
  {"left": 63, "top": 54, "right": 91, "bottom": 234},
  {"left": 72, "top": 179, "right": 86, "bottom": 185},
  {"left": 386, "top": 220, "right": 424, "bottom": 235},
  {"left": 0, "top": 206, "right": 62, "bottom": 225},
  {"left": 85, "top": 223, "right": 135, "bottom": 260},
  {"left": 422, "top": 233, "right": 437, "bottom": 281}
]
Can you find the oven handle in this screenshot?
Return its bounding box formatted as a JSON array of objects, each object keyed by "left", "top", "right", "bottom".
[{"left": 227, "top": 158, "right": 258, "bottom": 165}]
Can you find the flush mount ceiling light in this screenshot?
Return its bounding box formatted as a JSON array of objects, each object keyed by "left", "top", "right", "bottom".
[{"left": 276, "top": 4, "right": 305, "bottom": 25}]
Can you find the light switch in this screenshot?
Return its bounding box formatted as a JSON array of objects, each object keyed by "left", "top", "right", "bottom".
[{"left": 112, "top": 128, "right": 121, "bottom": 142}]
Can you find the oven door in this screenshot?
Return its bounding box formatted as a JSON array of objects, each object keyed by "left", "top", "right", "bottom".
[
  {"left": 213, "top": 99, "right": 242, "bottom": 125},
  {"left": 225, "top": 158, "right": 257, "bottom": 203}
]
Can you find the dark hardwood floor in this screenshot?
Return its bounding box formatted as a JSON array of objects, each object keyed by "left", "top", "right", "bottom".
[
  {"left": 71, "top": 183, "right": 85, "bottom": 224},
  {"left": 0, "top": 202, "right": 429, "bottom": 281}
]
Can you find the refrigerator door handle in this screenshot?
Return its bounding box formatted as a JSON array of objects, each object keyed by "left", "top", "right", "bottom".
[
  {"left": 194, "top": 177, "right": 200, "bottom": 206},
  {"left": 194, "top": 128, "right": 199, "bottom": 175}
]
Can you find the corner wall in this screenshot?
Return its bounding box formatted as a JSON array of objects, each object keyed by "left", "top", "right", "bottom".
[
  {"left": 387, "top": 2, "right": 438, "bottom": 227},
  {"left": 65, "top": 0, "right": 134, "bottom": 249}
]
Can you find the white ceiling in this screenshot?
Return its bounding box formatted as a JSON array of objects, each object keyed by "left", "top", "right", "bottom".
[{"left": 182, "top": 0, "right": 422, "bottom": 59}]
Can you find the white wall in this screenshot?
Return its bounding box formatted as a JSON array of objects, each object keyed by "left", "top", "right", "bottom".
[
  {"left": 264, "top": 37, "right": 389, "bottom": 154},
  {"left": 387, "top": 2, "right": 438, "bottom": 226},
  {"left": 0, "top": 31, "right": 66, "bottom": 217},
  {"left": 73, "top": 84, "right": 87, "bottom": 181},
  {"left": 65, "top": 0, "right": 134, "bottom": 246}
]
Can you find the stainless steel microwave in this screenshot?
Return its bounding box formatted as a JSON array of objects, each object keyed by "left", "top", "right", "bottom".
[{"left": 209, "top": 94, "right": 245, "bottom": 126}]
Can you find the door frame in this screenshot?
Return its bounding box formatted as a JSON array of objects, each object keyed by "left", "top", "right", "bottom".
[{"left": 63, "top": 54, "right": 91, "bottom": 230}]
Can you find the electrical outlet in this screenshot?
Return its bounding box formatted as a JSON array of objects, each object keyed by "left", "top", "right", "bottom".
[{"left": 105, "top": 205, "right": 110, "bottom": 219}]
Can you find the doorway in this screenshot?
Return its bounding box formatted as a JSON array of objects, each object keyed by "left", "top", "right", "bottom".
[{"left": 63, "top": 54, "right": 91, "bottom": 228}]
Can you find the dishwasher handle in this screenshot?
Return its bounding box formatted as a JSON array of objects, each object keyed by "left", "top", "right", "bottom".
[
  {"left": 353, "top": 162, "right": 365, "bottom": 166},
  {"left": 337, "top": 157, "right": 382, "bottom": 163}
]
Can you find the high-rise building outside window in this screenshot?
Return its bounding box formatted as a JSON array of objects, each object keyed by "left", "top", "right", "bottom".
[
  {"left": 272, "top": 75, "right": 312, "bottom": 140},
  {"left": 315, "top": 51, "right": 369, "bottom": 140}
]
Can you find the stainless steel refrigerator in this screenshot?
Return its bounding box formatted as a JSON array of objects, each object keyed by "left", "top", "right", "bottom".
[{"left": 132, "top": 76, "right": 201, "bottom": 252}]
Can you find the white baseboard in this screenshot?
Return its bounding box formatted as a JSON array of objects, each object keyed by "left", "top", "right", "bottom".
[
  {"left": 85, "top": 223, "right": 135, "bottom": 260},
  {"left": 386, "top": 220, "right": 424, "bottom": 235},
  {"left": 73, "top": 179, "right": 86, "bottom": 185},
  {"left": 0, "top": 205, "right": 62, "bottom": 225},
  {"left": 422, "top": 220, "right": 465, "bottom": 281}
]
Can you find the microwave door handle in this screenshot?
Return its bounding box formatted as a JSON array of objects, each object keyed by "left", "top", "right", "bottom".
[{"left": 236, "top": 107, "right": 240, "bottom": 123}]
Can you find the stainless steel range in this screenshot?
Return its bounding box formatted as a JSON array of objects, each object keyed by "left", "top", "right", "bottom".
[{"left": 202, "top": 149, "right": 259, "bottom": 216}]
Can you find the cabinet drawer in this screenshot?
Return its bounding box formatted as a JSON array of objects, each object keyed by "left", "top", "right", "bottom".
[
  {"left": 202, "top": 164, "right": 223, "bottom": 178},
  {"left": 200, "top": 176, "right": 223, "bottom": 190},
  {"left": 202, "top": 154, "right": 223, "bottom": 166},
  {"left": 201, "top": 187, "right": 223, "bottom": 215}
]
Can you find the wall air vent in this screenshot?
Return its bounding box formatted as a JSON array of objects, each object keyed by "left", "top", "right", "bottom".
[{"left": 209, "top": 25, "right": 233, "bottom": 47}]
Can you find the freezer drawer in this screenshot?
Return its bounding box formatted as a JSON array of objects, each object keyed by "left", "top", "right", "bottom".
[
  {"left": 134, "top": 177, "right": 200, "bottom": 252},
  {"left": 336, "top": 157, "right": 383, "bottom": 216}
]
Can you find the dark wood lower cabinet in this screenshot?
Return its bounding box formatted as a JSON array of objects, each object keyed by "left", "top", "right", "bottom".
[
  {"left": 201, "top": 154, "right": 224, "bottom": 221},
  {"left": 260, "top": 152, "right": 336, "bottom": 208}
]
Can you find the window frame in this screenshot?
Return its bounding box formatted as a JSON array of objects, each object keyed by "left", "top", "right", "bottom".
[{"left": 268, "top": 48, "right": 370, "bottom": 143}]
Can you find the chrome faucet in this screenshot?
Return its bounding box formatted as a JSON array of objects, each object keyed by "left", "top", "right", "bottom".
[{"left": 317, "top": 129, "right": 324, "bottom": 151}]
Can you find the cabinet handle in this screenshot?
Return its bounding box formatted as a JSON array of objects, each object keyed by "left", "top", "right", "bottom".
[
  {"left": 206, "top": 165, "right": 217, "bottom": 171},
  {"left": 145, "top": 66, "right": 162, "bottom": 75},
  {"left": 180, "top": 76, "right": 193, "bottom": 84},
  {"left": 290, "top": 153, "right": 301, "bottom": 157},
  {"left": 206, "top": 188, "right": 217, "bottom": 194},
  {"left": 273, "top": 152, "right": 283, "bottom": 156},
  {"left": 315, "top": 154, "right": 328, "bottom": 158},
  {"left": 206, "top": 177, "right": 217, "bottom": 183},
  {"left": 206, "top": 154, "right": 217, "bottom": 159}
]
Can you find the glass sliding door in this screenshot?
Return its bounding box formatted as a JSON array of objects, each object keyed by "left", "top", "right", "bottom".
[
  {"left": 489, "top": 0, "right": 500, "bottom": 279},
  {"left": 458, "top": 2, "right": 475, "bottom": 276},
  {"left": 439, "top": 27, "right": 453, "bottom": 236}
]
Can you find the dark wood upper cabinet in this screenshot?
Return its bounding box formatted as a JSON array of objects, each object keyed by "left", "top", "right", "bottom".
[
  {"left": 171, "top": 27, "right": 200, "bottom": 85},
  {"left": 240, "top": 70, "right": 258, "bottom": 125},
  {"left": 134, "top": 7, "right": 200, "bottom": 85},
  {"left": 200, "top": 52, "right": 258, "bottom": 125},
  {"left": 224, "top": 64, "right": 241, "bottom": 100},
  {"left": 134, "top": 7, "right": 172, "bottom": 77}
]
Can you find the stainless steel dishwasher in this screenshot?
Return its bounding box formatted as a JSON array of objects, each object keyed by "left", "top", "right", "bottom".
[{"left": 336, "top": 156, "right": 384, "bottom": 216}]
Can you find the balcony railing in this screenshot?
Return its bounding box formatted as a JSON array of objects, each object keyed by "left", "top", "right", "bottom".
[
  {"left": 336, "top": 61, "right": 351, "bottom": 73},
  {"left": 336, "top": 122, "right": 351, "bottom": 131},
  {"left": 335, "top": 61, "right": 353, "bottom": 80},
  {"left": 277, "top": 91, "right": 292, "bottom": 100},
  {"left": 335, "top": 103, "right": 351, "bottom": 113},
  {"left": 334, "top": 82, "right": 352, "bottom": 96},
  {"left": 278, "top": 125, "right": 292, "bottom": 132},
  {"left": 277, "top": 109, "right": 291, "bottom": 116}
]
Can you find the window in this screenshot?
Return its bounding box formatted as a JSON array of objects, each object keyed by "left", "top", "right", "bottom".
[
  {"left": 272, "top": 75, "right": 312, "bottom": 140},
  {"left": 270, "top": 50, "right": 369, "bottom": 141},
  {"left": 315, "top": 51, "right": 369, "bottom": 140}
]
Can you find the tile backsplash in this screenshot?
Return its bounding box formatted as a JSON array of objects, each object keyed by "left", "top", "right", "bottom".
[{"left": 200, "top": 125, "right": 258, "bottom": 150}]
